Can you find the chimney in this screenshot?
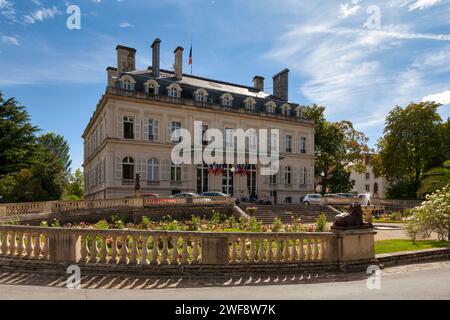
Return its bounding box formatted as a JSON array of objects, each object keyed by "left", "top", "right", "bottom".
[
  {"left": 253, "top": 76, "right": 265, "bottom": 91},
  {"left": 272, "top": 68, "right": 289, "bottom": 101},
  {"left": 173, "top": 46, "right": 184, "bottom": 80},
  {"left": 106, "top": 67, "right": 117, "bottom": 87},
  {"left": 151, "top": 38, "right": 161, "bottom": 77},
  {"left": 116, "top": 45, "right": 136, "bottom": 76}
]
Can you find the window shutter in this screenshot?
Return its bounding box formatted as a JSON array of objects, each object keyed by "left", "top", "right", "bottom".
[
  {"left": 161, "top": 160, "right": 170, "bottom": 181},
  {"left": 293, "top": 167, "right": 298, "bottom": 185},
  {"left": 143, "top": 119, "right": 149, "bottom": 141},
  {"left": 154, "top": 120, "right": 159, "bottom": 142},
  {"left": 167, "top": 123, "right": 172, "bottom": 143},
  {"left": 135, "top": 117, "right": 141, "bottom": 140},
  {"left": 182, "top": 164, "right": 190, "bottom": 182},
  {"left": 117, "top": 115, "right": 124, "bottom": 138},
  {"left": 306, "top": 136, "right": 312, "bottom": 155},
  {"left": 140, "top": 159, "right": 147, "bottom": 180},
  {"left": 281, "top": 134, "right": 286, "bottom": 152},
  {"left": 279, "top": 168, "right": 285, "bottom": 185},
  {"left": 299, "top": 167, "right": 305, "bottom": 185},
  {"left": 307, "top": 167, "right": 313, "bottom": 186},
  {"left": 114, "top": 156, "right": 122, "bottom": 180},
  {"left": 263, "top": 175, "right": 269, "bottom": 185},
  {"left": 293, "top": 136, "right": 298, "bottom": 153}
]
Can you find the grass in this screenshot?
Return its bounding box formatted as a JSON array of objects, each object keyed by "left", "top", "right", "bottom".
[
  {"left": 372, "top": 219, "right": 405, "bottom": 224},
  {"left": 374, "top": 239, "right": 450, "bottom": 255}
]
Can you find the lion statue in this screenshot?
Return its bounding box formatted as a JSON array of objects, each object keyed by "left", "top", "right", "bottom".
[{"left": 332, "top": 203, "right": 373, "bottom": 229}]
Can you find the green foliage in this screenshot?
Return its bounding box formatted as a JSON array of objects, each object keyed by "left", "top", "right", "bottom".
[
  {"left": 315, "top": 212, "right": 328, "bottom": 232},
  {"left": 327, "top": 167, "right": 355, "bottom": 193},
  {"left": 95, "top": 219, "right": 109, "bottom": 230},
  {"left": 304, "top": 105, "right": 369, "bottom": 195},
  {"left": 374, "top": 102, "right": 445, "bottom": 197},
  {"left": 51, "top": 219, "right": 61, "bottom": 228},
  {"left": 246, "top": 207, "right": 258, "bottom": 216},
  {"left": 63, "top": 169, "right": 84, "bottom": 200},
  {"left": 188, "top": 215, "right": 202, "bottom": 231},
  {"left": 111, "top": 215, "right": 125, "bottom": 229},
  {"left": 141, "top": 216, "right": 151, "bottom": 229},
  {"left": 40, "top": 221, "right": 48, "bottom": 227},
  {"left": 38, "top": 133, "right": 72, "bottom": 177},
  {"left": 386, "top": 179, "right": 418, "bottom": 199},
  {"left": 417, "top": 160, "right": 450, "bottom": 197},
  {"left": 406, "top": 185, "right": 450, "bottom": 242},
  {"left": 271, "top": 217, "right": 283, "bottom": 232}
]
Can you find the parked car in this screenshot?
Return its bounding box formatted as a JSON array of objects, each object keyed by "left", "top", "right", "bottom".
[
  {"left": 302, "top": 194, "right": 322, "bottom": 205},
  {"left": 170, "top": 192, "right": 201, "bottom": 198},
  {"left": 201, "top": 191, "right": 240, "bottom": 205},
  {"left": 143, "top": 193, "right": 160, "bottom": 198},
  {"left": 336, "top": 193, "right": 358, "bottom": 198}
]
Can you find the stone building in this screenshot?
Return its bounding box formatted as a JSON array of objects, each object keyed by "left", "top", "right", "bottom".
[
  {"left": 350, "top": 153, "right": 388, "bottom": 198},
  {"left": 82, "top": 38, "right": 315, "bottom": 204}
]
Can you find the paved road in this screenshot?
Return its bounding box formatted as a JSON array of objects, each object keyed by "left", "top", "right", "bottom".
[{"left": 0, "top": 261, "right": 449, "bottom": 300}]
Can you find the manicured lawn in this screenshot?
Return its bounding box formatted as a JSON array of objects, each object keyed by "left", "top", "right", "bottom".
[
  {"left": 375, "top": 239, "right": 450, "bottom": 255},
  {"left": 372, "top": 219, "right": 404, "bottom": 224}
]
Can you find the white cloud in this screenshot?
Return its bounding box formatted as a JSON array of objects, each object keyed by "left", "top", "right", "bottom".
[
  {"left": 24, "top": 6, "right": 60, "bottom": 24},
  {"left": 119, "top": 22, "right": 134, "bottom": 28},
  {"left": 402, "top": 0, "right": 442, "bottom": 11},
  {"left": 422, "top": 90, "right": 450, "bottom": 105},
  {"left": 1, "top": 35, "right": 20, "bottom": 46},
  {"left": 338, "top": 0, "right": 361, "bottom": 18},
  {"left": 0, "top": 0, "right": 16, "bottom": 21}
]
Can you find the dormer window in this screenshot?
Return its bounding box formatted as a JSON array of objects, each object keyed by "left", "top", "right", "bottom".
[
  {"left": 167, "top": 83, "right": 182, "bottom": 99},
  {"left": 265, "top": 101, "right": 276, "bottom": 113},
  {"left": 194, "top": 88, "right": 208, "bottom": 104},
  {"left": 220, "top": 93, "right": 233, "bottom": 107},
  {"left": 119, "top": 75, "right": 136, "bottom": 91},
  {"left": 295, "top": 107, "right": 305, "bottom": 118},
  {"left": 243, "top": 97, "right": 256, "bottom": 111},
  {"left": 144, "top": 79, "right": 160, "bottom": 95},
  {"left": 281, "top": 104, "right": 291, "bottom": 116}
]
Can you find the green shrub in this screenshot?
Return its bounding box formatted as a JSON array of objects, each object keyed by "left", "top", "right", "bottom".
[
  {"left": 51, "top": 219, "right": 61, "bottom": 228},
  {"left": 141, "top": 216, "right": 151, "bottom": 229},
  {"left": 315, "top": 213, "right": 328, "bottom": 232},
  {"left": 95, "top": 219, "right": 109, "bottom": 230},
  {"left": 271, "top": 217, "right": 283, "bottom": 232}
]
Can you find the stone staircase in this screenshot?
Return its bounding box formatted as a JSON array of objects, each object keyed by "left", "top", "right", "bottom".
[{"left": 239, "top": 204, "right": 338, "bottom": 225}]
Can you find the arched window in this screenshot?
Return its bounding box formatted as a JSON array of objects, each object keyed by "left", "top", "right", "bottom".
[
  {"left": 265, "top": 101, "right": 276, "bottom": 113},
  {"left": 194, "top": 88, "right": 208, "bottom": 104},
  {"left": 119, "top": 75, "right": 136, "bottom": 91},
  {"left": 144, "top": 80, "right": 160, "bottom": 95},
  {"left": 122, "top": 157, "right": 135, "bottom": 180},
  {"left": 148, "top": 158, "right": 159, "bottom": 182},
  {"left": 220, "top": 93, "right": 233, "bottom": 107},
  {"left": 285, "top": 166, "right": 292, "bottom": 185},
  {"left": 281, "top": 104, "right": 291, "bottom": 116},
  {"left": 167, "top": 83, "right": 182, "bottom": 98},
  {"left": 295, "top": 107, "right": 304, "bottom": 118},
  {"left": 243, "top": 98, "right": 256, "bottom": 111}
]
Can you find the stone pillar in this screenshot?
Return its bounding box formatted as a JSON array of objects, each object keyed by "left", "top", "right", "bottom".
[
  {"left": 333, "top": 229, "right": 376, "bottom": 262},
  {"left": 48, "top": 230, "right": 81, "bottom": 263},
  {"left": 173, "top": 46, "right": 184, "bottom": 80},
  {"left": 201, "top": 235, "right": 229, "bottom": 265}
]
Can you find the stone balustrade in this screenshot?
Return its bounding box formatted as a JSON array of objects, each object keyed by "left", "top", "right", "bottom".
[
  {"left": 0, "top": 225, "right": 375, "bottom": 267},
  {"left": 0, "top": 197, "right": 235, "bottom": 217}
]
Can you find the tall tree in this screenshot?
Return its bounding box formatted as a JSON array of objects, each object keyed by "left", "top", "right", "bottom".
[
  {"left": 0, "top": 91, "right": 38, "bottom": 175},
  {"left": 304, "top": 105, "right": 369, "bottom": 195},
  {"left": 38, "top": 132, "right": 72, "bottom": 176},
  {"left": 63, "top": 169, "right": 84, "bottom": 200},
  {"left": 374, "top": 102, "right": 443, "bottom": 197}
]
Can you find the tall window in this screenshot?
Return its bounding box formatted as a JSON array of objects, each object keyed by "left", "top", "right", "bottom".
[
  {"left": 170, "top": 121, "right": 182, "bottom": 142},
  {"left": 197, "top": 163, "right": 209, "bottom": 194},
  {"left": 122, "top": 157, "right": 135, "bottom": 180},
  {"left": 269, "top": 173, "right": 277, "bottom": 185},
  {"left": 171, "top": 162, "right": 181, "bottom": 182},
  {"left": 222, "top": 164, "right": 234, "bottom": 195},
  {"left": 123, "top": 116, "right": 134, "bottom": 139},
  {"left": 168, "top": 87, "right": 179, "bottom": 98},
  {"left": 365, "top": 184, "right": 370, "bottom": 192},
  {"left": 122, "top": 80, "right": 134, "bottom": 91},
  {"left": 285, "top": 166, "right": 292, "bottom": 185},
  {"left": 365, "top": 172, "right": 370, "bottom": 180},
  {"left": 195, "top": 91, "right": 207, "bottom": 103},
  {"left": 222, "top": 96, "right": 232, "bottom": 107},
  {"left": 285, "top": 135, "right": 292, "bottom": 153},
  {"left": 300, "top": 137, "right": 307, "bottom": 154},
  {"left": 247, "top": 165, "right": 257, "bottom": 196},
  {"left": 148, "top": 119, "right": 158, "bottom": 141},
  {"left": 148, "top": 158, "right": 159, "bottom": 182},
  {"left": 225, "top": 128, "right": 234, "bottom": 148},
  {"left": 244, "top": 99, "right": 255, "bottom": 111},
  {"left": 201, "top": 125, "right": 208, "bottom": 146}
]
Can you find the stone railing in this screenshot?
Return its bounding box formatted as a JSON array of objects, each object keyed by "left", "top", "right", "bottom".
[
  {"left": 0, "top": 225, "right": 375, "bottom": 267},
  {"left": 0, "top": 197, "right": 235, "bottom": 217}
]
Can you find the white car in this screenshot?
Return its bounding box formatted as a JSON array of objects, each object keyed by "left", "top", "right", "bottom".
[{"left": 302, "top": 194, "right": 322, "bottom": 205}]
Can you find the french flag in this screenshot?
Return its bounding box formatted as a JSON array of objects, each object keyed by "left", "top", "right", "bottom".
[{"left": 189, "top": 45, "right": 193, "bottom": 66}]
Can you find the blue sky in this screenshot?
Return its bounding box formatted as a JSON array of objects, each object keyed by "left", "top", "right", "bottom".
[{"left": 1, "top": 0, "right": 450, "bottom": 171}]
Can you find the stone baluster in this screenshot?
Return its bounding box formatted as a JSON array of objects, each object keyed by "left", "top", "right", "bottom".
[
  {"left": 0, "top": 231, "right": 8, "bottom": 256},
  {"left": 305, "top": 239, "right": 312, "bottom": 261},
  {"left": 119, "top": 235, "right": 128, "bottom": 264},
  {"left": 33, "top": 233, "right": 42, "bottom": 259},
  {"left": 180, "top": 238, "right": 188, "bottom": 264},
  {"left": 298, "top": 238, "right": 304, "bottom": 261},
  {"left": 267, "top": 238, "right": 274, "bottom": 262},
  {"left": 319, "top": 237, "right": 325, "bottom": 260},
  {"left": 129, "top": 236, "right": 139, "bottom": 264},
  {"left": 9, "top": 231, "right": 16, "bottom": 256},
  {"left": 25, "top": 232, "right": 33, "bottom": 258},
  {"left": 313, "top": 238, "right": 319, "bottom": 260},
  {"left": 150, "top": 235, "right": 159, "bottom": 265},
  {"left": 80, "top": 235, "right": 89, "bottom": 262},
  {"left": 16, "top": 231, "right": 24, "bottom": 257},
  {"left": 239, "top": 237, "right": 247, "bottom": 263},
  {"left": 110, "top": 236, "right": 118, "bottom": 264},
  {"left": 275, "top": 238, "right": 283, "bottom": 262},
  {"left": 99, "top": 235, "right": 108, "bottom": 263},
  {"left": 229, "top": 237, "right": 237, "bottom": 264},
  {"left": 257, "top": 237, "right": 266, "bottom": 262},
  {"left": 42, "top": 233, "right": 49, "bottom": 259},
  {"left": 290, "top": 237, "right": 298, "bottom": 262},
  {"left": 249, "top": 239, "right": 256, "bottom": 262},
  {"left": 140, "top": 235, "right": 148, "bottom": 265},
  {"left": 90, "top": 233, "right": 99, "bottom": 262},
  {"left": 160, "top": 236, "right": 169, "bottom": 265},
  {"left": 283, "top": 237, "right": 290, "bottom": 262},
  {"left": 171, "top": 236, "right": 179, "bottom": 265},
  {"left": 192, "top": 238, "right": 200, "bottom": 264}
]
